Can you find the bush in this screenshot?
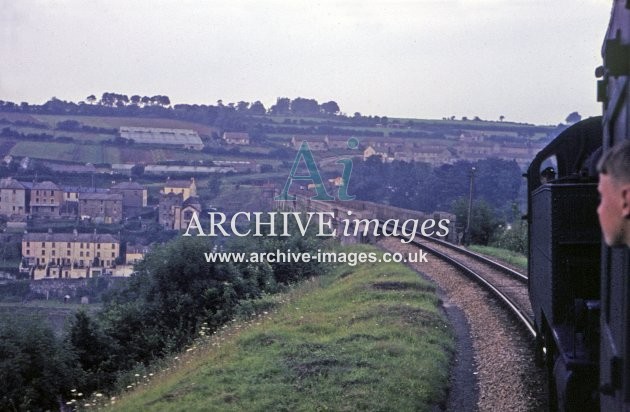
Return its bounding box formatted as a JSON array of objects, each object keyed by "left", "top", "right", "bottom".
[
  {"left": 491, "top": 222, "right": 527, "bottom": 254},
  {"left": 0, "top": 317, "right": 81, "bottom": 410}
]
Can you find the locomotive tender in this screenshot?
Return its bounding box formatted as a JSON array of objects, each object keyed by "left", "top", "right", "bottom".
[{"left": 527, "top": 2, "right": 630, "bottom": 410}]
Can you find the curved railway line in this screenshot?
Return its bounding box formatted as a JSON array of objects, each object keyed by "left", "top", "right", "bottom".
[
  {"left": 379, "top": 236, "right": 546, "bottom": 410},
  {"left": 411, "top": 235, "right": 535, "bottom": 339}
]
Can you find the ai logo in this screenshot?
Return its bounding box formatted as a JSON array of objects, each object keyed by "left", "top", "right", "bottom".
[{"left": 275, "top": 137, "right": 359, "bottom": 201}]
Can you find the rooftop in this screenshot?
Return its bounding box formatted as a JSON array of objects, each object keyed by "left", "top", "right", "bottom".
[
  {"left": 119, "top": 127, "right": 203, "bottom": 147},
  {"left": 24, "top": 232, "right": 119, "bottom": 243}
]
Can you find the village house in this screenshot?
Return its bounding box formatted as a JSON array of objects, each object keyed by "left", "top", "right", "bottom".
[
  {"left": 30, "top": 181, "right": 64, "bottom": 218},
  {"left": 78, "top": 193, "right": 123, "bottom": 224},
  {"left": 162, "top": 178, "right": 197, "bottom": 201},
  {"left": 159, "top": 192, "right": 183, "bottom": 229},
  {"left": 222, "top": 132, "right": 250, "bottom": 145},
  {"left": 291, "top": 135, "right": 328, "bottom": 151},
  {"left": 364, "top": 137, "right": 412, "bottom": 151},
  {"left": 459, "top": 132, "right": 486, "bottom": 143},
  {"left": 110, "top": 181, "right": 148, "bottom": 217},
  {"left": 125, "top": 243, "right": 151, "bottom": 265},
  {"left": 414, "top": 147, "right": 453, "bottom": 166},
  {"left": 62, "top": 186, "right": 109, "bottom": 203},
  {"left": 453, "top": 141, "right": 498, "bottom": 162},
  {"left": 363, "top": 145, "right": 391, "bottom": 162},
  {"left": 0, "top": 178, "right": 29, "bottom": 217},
  {"left": 158, "top": 193, "right": 202, "bottom": 230},
  {"left": 21, "top": 230, "right": 120, "bottom": 280},
  {"left": 324, "top": 135, "right": 357, "bottom": 150}
]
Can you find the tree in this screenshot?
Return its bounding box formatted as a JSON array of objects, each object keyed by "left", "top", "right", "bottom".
[
  {"left": 249, "top": 101, "right": 266, "bottom": 115},
  {"left": 320, "top": 100, "right": 340, "bottom": 115},
  {"left": 565, "top": 111, "right": 582, "bottom": 124},
  {"left": 290, "top": 97, "right": 319, "bottom": 115},
  {"left": 269, "top": 97, "right": 291, "bottom": 115},
  {"left": 236, "top": 101, "right": 250, "bottom": 112},
  {"left": 86, "top": 94, "right": 97, "bottom": 105},
  {"left": 67, "top": 311, "right": 118, "bottom": 392},
  {"left": 452, "top": 198, "right": 502, "bottom": 245},
  {"left": 0, "top": 317, "right": 80, "bottom": 411},
  {"left": 159, "top": 95, "right": 171, "bottom": 107},
  {"left": 103, "top": 237, "right": 246, "bottom": 356}
]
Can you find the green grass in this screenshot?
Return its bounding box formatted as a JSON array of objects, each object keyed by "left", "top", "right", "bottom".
[
  {"left": 31, "top": 114, "right": 218, "bottom": 137},
  {"left": 103, "top": 244, "right": 453, "bottom": 411},
  {"left": 10, "top": 140, "right": 77, "bottom": 160},
  {"left": 468, "top": 245, "right": 528, "bottom": 270}
]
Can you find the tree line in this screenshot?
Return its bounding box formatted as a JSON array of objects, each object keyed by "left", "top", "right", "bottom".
[{"left": 349, "top": 157, "right": 523, "bottom": 245}]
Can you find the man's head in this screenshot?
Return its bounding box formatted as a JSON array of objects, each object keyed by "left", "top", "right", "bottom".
[{"left": 597, "top": 140, "right": 630, "bottom": 247}]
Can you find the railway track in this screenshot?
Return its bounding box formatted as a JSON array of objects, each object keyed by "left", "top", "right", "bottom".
[{"left": 412, "top": 235, "right": 535, "bottom": 338}]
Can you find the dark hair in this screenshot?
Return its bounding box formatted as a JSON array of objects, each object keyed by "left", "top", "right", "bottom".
[{"left": 597, "top": 140, "right": 630, "bottom": 183}]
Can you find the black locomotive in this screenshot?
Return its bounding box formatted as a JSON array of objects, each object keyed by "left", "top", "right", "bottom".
[{"left": 527, "top": 2, "right": 630, "bottom": 410}]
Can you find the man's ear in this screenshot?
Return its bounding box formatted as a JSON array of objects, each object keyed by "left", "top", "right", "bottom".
[{"left": 622, "top": 186, "right": 630, "bottom": 218}]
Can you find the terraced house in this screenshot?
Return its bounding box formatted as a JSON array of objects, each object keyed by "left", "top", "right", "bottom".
[{"left": 21, "top": 230, "right": 120, "bottom": 280}]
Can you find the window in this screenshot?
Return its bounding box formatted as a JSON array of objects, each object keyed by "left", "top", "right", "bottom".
[
  {"left": 67, "top": 250, "right": 71, "bottom": 256},
  {"left": 52, "top": 242, "right": 55, "bottom": 247},
  {"left": 26, "top": 242, "right": 30, "bottom": 247},
  {"left": 41, "top": 242, "right": 45, "bottom": 247},
  {"left": 80, "top": 243, "right": 84, "bottom": 248},
  {"left": 111, "top": 252, "right": 115, "bottom": 258},
  {"left": 111, "top": 243, "right": 115, "bottom": 249},
  {"left": 80, "top": 252, "right": 83, "bottom": 257},
  {"left": 67, "top": 242, "right": 70, "bottom": 247},
  {"left": 41, "top": 250, "right": 45, "bottom": 256},
  {"left": 97, "top": 244, "right": 100, "bottom": 249},
  {"left": 26, "top": 249, "right": 30, "bottom": 255},
  {"left": 86, "top": 252, "right": 90, "bottom": 257},
  {"left": 97, "top": 252, "right": 101, "bottom": 258},
  {"left": 52, "top": 250, "right": 55, "bottom": 256}
]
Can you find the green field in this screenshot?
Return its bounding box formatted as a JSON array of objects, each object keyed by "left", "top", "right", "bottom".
[
  {"left": 30, "top": 114, "right": 218, "bottom": 137},
  {"left": 101, "top": 245, "right": 453, "bottom": 411},
  {"left": 10, "top": 140, "right": 77, "bottom": 160}
]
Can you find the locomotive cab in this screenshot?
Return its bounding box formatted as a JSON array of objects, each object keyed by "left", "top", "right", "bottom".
[{"left": 527, "top": 117, "right": 602, "bottom": 410}]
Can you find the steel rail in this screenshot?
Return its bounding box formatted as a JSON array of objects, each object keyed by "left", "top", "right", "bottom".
[
  {"left": 415, "top": 239, "right": 536, "bottom": 339},
  {"left": 418, "top": 234, "right": 528, "bottom": 283}
]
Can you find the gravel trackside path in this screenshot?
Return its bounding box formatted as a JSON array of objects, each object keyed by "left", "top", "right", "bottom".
[{"left": 379, "top": 238, "right": 546, "bottom": 412}]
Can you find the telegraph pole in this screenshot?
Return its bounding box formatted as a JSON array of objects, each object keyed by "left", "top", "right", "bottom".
[{"left": 464, "top": 166, "right": 476, "bottom": 245}]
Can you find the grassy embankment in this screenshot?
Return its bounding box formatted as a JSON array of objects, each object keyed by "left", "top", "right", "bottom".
[
  {"left": 104, "top": 244, "right": 453, "bottom": 411},
  {"left": 468, "top": 245, "right": 527, "bottom": 271}
]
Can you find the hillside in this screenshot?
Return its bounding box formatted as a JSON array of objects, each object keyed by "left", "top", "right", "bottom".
[{"left": 94, "top": 245, "right": 453, "bottom": 411}]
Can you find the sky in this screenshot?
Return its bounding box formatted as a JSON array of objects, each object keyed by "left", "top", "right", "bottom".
[{"left": 0, "top": 0, "right": 613, "bottom": 125}]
